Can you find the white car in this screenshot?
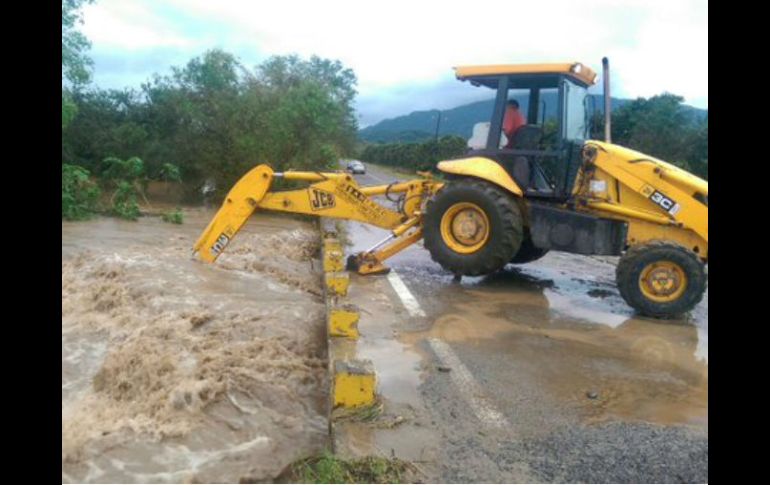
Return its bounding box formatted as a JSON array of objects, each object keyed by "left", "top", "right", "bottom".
[{"left": 347, "top": 161, "right": 366, "bottom": 174}]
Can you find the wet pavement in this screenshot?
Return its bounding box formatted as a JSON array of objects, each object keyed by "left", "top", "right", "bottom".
[{"left": 334, "top": 164, "right": 708, "bottom": 483}]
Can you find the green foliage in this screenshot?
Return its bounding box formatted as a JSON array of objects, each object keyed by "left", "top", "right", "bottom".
[
  {"left": 96, "top": 157, "right": 146, "bottom": 220},
  {"left": 62, "top": 164, "right": 100, "bottom": 220},
  {"left": 62, "top": 92, "right": 78, "bottom": 129},
  {"left": 100, "top": 156, "right": 145, "bottom": 182},
  {"left": 62, "top": 0, "right": 93, "bottom": 87},
  {"left": 159, "top": 163, "right": 181, "bottom": 183},
  {"left": 161, "top": 208, "right": 184, "bottom": 224},
  {"left": 610, "top": 94, "right": 708, "bottom": 179},
  {"left": 110, "top": 181, "right": 140, "bottom": 220},
  {"left": 62, "top": 0, "right": 93, "bottom": 131},
  {"left": 290, "top": 452, "right": 408, "bottom": 484},
  {"left": 62, "top": 50, "right": 359, "bottom": 201},
  {"left": 360, "top": 135, "right": 467, "bottom": 172}
]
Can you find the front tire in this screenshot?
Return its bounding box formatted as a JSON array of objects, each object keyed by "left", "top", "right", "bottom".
[
  {"left": 616, "top": 240, "right": 707, "bottom": 318},
  {"left": 424, "top": 178, "right": 523, "bottom": 276}
]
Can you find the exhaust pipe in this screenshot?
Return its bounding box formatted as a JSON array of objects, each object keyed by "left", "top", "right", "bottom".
[{"left": 602, "top": 57, "right": 611, "bottom": 143}]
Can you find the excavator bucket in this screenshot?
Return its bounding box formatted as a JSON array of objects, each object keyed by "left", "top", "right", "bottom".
[{"left": 192, "top": 164, "right": 274, "bottom": 262}]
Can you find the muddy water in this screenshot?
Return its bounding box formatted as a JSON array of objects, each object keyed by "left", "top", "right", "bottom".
[
  {"left": 62, "top": 208, "right": 327, "bottom": 483},
  {"left": 345, "top": 218, "right": 708, "bottom": 433},
  {"left": 412, "top": 262, "right": 707, "bottom": 430}
]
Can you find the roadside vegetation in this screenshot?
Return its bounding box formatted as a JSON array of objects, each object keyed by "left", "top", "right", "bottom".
[
  {"left": 61, "top": 0, "right": 358, "bottom": 221},
  {"left": 601, "top": 94, "right": 708, "bottom": 179},
  {"left": 284, "top": 452, "right": 410, "bottom": 484},
  {"left": 360, "top": 135, "right": 467, "bottom": 172}
]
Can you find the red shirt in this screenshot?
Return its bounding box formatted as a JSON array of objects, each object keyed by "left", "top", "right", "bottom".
[{"left": 503, "top": 106, "right": 526, "bottom": 142}]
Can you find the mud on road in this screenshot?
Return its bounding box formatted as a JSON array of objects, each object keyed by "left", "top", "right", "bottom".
[
  {"left": 62, "top": 209, "right": 327, "bottom": 483},
  {"left": 338, "top": 164, "right": 708, "bottom": 483}
]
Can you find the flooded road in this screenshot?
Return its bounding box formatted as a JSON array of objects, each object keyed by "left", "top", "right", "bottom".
[
  {"left": 62, "top": 208, "right": 327, "bottom": 482},
  {"left": 338, "top": 165, "right": 708, "bottom": 482}
]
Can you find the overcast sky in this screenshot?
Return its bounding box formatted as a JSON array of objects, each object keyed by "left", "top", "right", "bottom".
[{"left": 81, "top": 0, "right": 708, "bottom": 127}]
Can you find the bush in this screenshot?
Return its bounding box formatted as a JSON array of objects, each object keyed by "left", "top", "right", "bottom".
[
  {"left": 62, "top": 163, "right": 100, "bottom": 220},
  {"left": 360, "top": 136, "right": 467, "bottom": 172},
  {"left": 161, "top": 208, "right": 184, "bottom": 224},
  {"left": 62, "top": 51, "right": 360, "bottom": 203},
  {"left": 101, "top": 156, "right": 144, "bottom": 182},
  {"left": 159, "top": 163, "right": 181, "bottom": 183},
  {"left": 110, "top": 181, "right": 140, "bottom": 220}
]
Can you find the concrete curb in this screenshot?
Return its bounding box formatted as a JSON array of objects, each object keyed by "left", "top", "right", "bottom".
[{"left": 319, "top": 218, "right": 377, "bottom": 447}]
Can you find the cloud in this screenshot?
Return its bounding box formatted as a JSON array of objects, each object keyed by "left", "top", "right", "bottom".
[{"left": 80, "top": 0, "right": 707, "bottom": 124}]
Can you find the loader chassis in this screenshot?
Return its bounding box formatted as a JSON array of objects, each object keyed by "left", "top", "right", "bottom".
[{"left": 194, "top": 61, "right": 708, "bottom": 318}]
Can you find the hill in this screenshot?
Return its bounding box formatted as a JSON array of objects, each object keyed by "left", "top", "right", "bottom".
[{"left": 359, "top": 95, "right": 707, "bottom": 143}]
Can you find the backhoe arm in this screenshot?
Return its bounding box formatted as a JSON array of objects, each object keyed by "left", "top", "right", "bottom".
[
  {"left": 192, "top": 164, "right": 442, "bottom": 271},
  {"left": 192, "top": 165, "right": 275, "bottom": 262}
]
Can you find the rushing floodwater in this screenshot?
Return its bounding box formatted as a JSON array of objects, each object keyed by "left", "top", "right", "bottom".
[{"left": 62, "top": 208, "right": 328, "bottom": 483}]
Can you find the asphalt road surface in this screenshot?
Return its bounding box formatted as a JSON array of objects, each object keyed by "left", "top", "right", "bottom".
[{"left": 341, "top": 163, "right": 707, "bottom": 483}]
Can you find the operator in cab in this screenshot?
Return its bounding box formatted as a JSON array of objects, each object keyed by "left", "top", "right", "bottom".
[{"left": 502, "top": 99, "right": 525, "bottom": 148}]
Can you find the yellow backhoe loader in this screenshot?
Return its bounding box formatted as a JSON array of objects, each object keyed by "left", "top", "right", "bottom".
[{"left": 193, "top": 58, "right": 708, "bottom": 318}]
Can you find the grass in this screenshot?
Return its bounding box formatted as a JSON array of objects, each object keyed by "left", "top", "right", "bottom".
[
  {"left": 287, "top": 452, "right": 410, "bottom": 484},
  {"left": 331, "top": 401, "right": 384, "bottom": 422}
]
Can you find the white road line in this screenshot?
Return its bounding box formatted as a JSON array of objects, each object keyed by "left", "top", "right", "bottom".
[
  {"left": 385, "top": 269, "right": 508, "bottom": 428},
  {"left": 387, "top": 270, "right": 426, "bottom": 317},
  {"left": 427, "top": 338, "right": 510, "bottom": 429}
]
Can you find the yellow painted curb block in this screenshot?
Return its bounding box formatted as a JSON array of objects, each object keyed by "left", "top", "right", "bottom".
[
  {"left": 333, "top": 360, "right": 376, "bottom": 408},
  {"left": 324, "top": 237, "right": 342, "bottom": 252},
  {"left": 329, "top": 305, "right": 360, "bottom": 338},
  {"left": 323, "top": 245, "right": 345, "bottom": 273},
  {"left": 325, "top": 272, "right": 350, "bottom": 296}
]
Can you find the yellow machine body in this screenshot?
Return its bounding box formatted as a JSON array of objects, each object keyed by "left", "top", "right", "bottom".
[
  {"left": 194, "top": 60, "right": 706, "bottom": 272},
  {"left": 193, "top": 137, "right": 708, "bottom": 272},
  {"left": 574, "top": 141, "right": 707, "bottom": 260},
  {"left": 433, "top": 142, "right": 708, "bottom": 261},
  {"left": 437, "top": 157, "right": 524, "bottom": 197},
  {"left": 193, "top": 60, "right": 707, "bottom": 317}
]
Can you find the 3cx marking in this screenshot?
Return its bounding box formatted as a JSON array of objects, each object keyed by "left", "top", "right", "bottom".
[
  {"left": 309, "top": 188, "right": 336, "bottom": 211},
  {"left": 649, "top": 190, "right": 681, "bottom": 215}
]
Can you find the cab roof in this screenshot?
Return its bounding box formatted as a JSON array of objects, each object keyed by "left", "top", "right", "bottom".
[{"left": 453, "top": 62, "right": 598, "bottom": 87}]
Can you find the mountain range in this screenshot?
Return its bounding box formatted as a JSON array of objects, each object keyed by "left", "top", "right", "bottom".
[{"left": 359, "top": 95, "right": 707, "bottom": 143}]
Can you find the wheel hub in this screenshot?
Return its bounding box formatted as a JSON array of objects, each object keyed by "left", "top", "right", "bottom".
[
  {"left": 452, "top": 209, "right": 485, "bottom": 244},
  {"left": 639, "top": 261, "right": 687, "bottom": 302},
  {"left": 440, "top": 202, "right": 490, "bottom": 254}
]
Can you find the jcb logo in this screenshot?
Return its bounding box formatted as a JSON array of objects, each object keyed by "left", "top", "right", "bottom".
[
  {"left": 210, "top": 233, "right": 230, "bottom": 256},
  {"left": 649, "top": 190, "right": 680, "bottom": 215},
  {"left": 309, "top": 188, "right": 336, "bottom": 211}
]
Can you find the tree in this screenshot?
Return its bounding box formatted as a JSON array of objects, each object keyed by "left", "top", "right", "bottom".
[
  {"left": 62, "top": 0, "right": 93, "bottom": 87},
  {"left": 62, "top": 49, "right": 361, "bottom": 201},
  {"left": 611, "top": 93, "right": 708, "bottom": 180},
  {"left": 62, "top": 0, "right": 94, "bottom": 129}
]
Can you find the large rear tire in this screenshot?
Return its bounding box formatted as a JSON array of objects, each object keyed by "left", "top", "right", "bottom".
[
  {"left": 616, "top": 240, "right": 707, "bottom": 318},
  {"left": 424, "top": 178, "right": 523, "bottom": 276}
]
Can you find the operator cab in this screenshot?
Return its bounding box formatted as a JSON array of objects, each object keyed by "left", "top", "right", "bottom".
[{"left": 456, "top": 63, "right": 598, "bottom": 201}]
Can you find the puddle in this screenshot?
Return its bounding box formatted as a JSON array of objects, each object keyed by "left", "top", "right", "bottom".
[{"left": 402, "top": 261, "right": 708, "bottom": 428}]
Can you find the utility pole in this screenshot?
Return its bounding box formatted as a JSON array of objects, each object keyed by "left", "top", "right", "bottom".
[{"left": 433, "top": 110, "right": 443, "bottom": 164}]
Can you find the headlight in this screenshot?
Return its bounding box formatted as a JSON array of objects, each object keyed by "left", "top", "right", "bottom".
[{"left": 571, "top": 63, "right": 583, "bottom": 74}]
